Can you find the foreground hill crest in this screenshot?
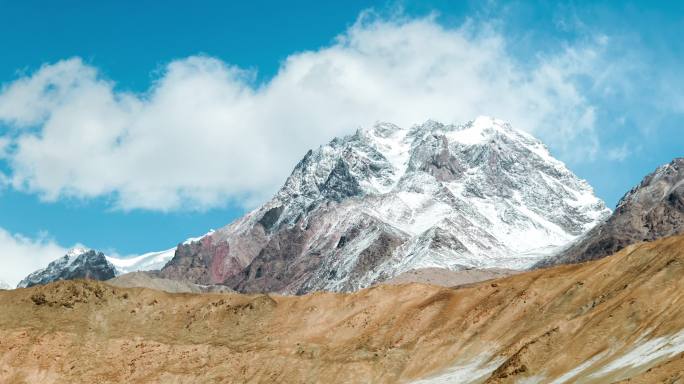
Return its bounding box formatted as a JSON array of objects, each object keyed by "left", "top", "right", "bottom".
[
  {"left": 160, "top": 116, "right": 610, "bottom": 293},
  {"left": 5, "top": 234, "right": 684, "bottom": 382}
]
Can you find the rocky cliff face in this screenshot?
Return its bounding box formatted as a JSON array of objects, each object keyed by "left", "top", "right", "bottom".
[
  {"left": 18, "top": 248, "right": 117, "bottom": 288},
  {"left": 538, "top": 158, "right": 684, "bottom": 267},
  {"left": 161, "top": 117, "right": 610, "bottom": 293}
]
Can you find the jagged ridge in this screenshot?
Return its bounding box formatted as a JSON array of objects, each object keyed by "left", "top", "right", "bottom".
[{"left": 538, "top": 157, "right": 684, "bottom": 267}]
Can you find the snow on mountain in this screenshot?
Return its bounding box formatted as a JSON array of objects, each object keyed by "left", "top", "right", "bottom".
[
  {"left": 161, "top": 116, "right": 610, "bottom": 294},
  {"left": 107, "top": 231, "right": 215, "bottom": 275},
  {"left": 106, "top": 248, "right": 176, "bottom": 275},
  {"left": 0, "top": 280, "right": 11, "bottom": 290}
]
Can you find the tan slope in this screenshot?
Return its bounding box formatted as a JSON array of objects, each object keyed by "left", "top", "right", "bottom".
[
  {"left": 107, "top": 272, "right": 234, "bottom": 294},
  {"left": 3, "top": 235, "right": 684, "bottom": 383},
  {"left": 380, "top": 267, "right": 516, "bottom": 287}
]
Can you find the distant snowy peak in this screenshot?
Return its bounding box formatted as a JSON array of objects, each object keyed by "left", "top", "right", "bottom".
[
  {"left": 106, "top": 231, "right": 215, "bottom": 275},
  {"left": 0, "top": 280, "right": 11, "bottom": 290},
  {"left": 18, "top": 248, "right": 117, "bottom": 288}
]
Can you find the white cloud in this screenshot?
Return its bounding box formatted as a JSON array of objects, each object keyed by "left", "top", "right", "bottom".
[
  {"left": 0, "top": 228, "right": 67, "bottom": 287},
  {"left": 0, "top": 14, "right": 608, "bottom": 211}
]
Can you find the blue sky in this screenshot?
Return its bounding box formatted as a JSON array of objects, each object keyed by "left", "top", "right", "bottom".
[{"left": 0, "top": 0, "right": 682, "bottom": 283}]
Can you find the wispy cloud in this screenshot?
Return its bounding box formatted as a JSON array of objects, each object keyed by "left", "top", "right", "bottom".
[
  {"left": 606, "top": 144, "right": 632, "bottom": 162},
  {"left": 0, "top": 13, "right": 613, "bottom": 211}
]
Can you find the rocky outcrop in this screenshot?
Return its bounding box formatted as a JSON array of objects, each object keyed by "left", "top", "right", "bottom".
[
  {"left": 538, "top": 158, "right": 684, "bottom": 267},
  {"left": 18, "top": 248, "right": 117, "bottom": 288}
]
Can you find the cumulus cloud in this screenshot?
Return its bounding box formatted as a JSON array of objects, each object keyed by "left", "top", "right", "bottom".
[
  {"left": 0, "top": 228, "right": 67, "bottom": 287},
  {"left": 0, "top": 14, "right": 609, "bottom": 211}
]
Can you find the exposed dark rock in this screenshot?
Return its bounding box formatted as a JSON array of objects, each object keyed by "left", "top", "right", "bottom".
[
  {"left": 258, "top": 206, "right": 284, "bottom": 232},
  {"left": 410, "top": 134, "right": 465, "bottom": 182},
  {"left": 226, "top": 204, "right": 407, "bottom": 295},
  {"left": 339, "top": 231, "right": 404, "bottom": 291},
  {"left": 321, "top": 159, "right": 362, "bottom": 202}
]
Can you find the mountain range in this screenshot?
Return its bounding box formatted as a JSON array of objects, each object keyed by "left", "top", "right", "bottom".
[{"left": 13, "top": 118, "right": 683, "bottom": 297}]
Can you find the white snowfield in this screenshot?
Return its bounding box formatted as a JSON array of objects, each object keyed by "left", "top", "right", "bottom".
[{"left": 106, "top": 248, "right": 176, "bottom": 275}]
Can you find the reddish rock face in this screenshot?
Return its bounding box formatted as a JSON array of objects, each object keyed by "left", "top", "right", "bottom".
[
  {"left": 224, "top": 204, "right": 407, "bottom": 295},
  {"left": 160, "top": 234, "right": 239, "bottom": 285},
  {"left": 160, "top": 219, "right": 270, "bottom": 285}
]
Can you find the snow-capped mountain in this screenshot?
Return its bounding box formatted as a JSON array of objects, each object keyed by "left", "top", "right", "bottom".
[
  {"left": 18, "top": 248, "right": 117, "bottom": 288},
  {"left": 161, "top": 116, "right": 610, "bottom": 294},
  {"left": 0, "top": 279, "right": 11, "bottom": 290}
]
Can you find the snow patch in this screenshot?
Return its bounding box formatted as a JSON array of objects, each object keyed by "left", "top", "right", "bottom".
[
  {"left": 590, "top": 330, "right": 684, "bottom": 381},
  {"left": 411, "top": 354, "right": 505, "bottom": 384}
]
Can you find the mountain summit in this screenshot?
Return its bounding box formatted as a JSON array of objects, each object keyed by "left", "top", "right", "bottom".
[{"left": 161, "top": 117, "right": 610, "bottom": 293}]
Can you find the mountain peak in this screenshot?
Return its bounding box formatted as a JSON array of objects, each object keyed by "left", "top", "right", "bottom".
[
  {"left": 617, "top": 157, "right": 684, "bottom": 210},
  {"left": 66, "top": 247, "right": 92, "bottom": 258}
]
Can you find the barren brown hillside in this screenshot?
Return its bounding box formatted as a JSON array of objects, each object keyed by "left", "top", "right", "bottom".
[{"left": 4, "top": 235, "right": 684, "bottom": 383}]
